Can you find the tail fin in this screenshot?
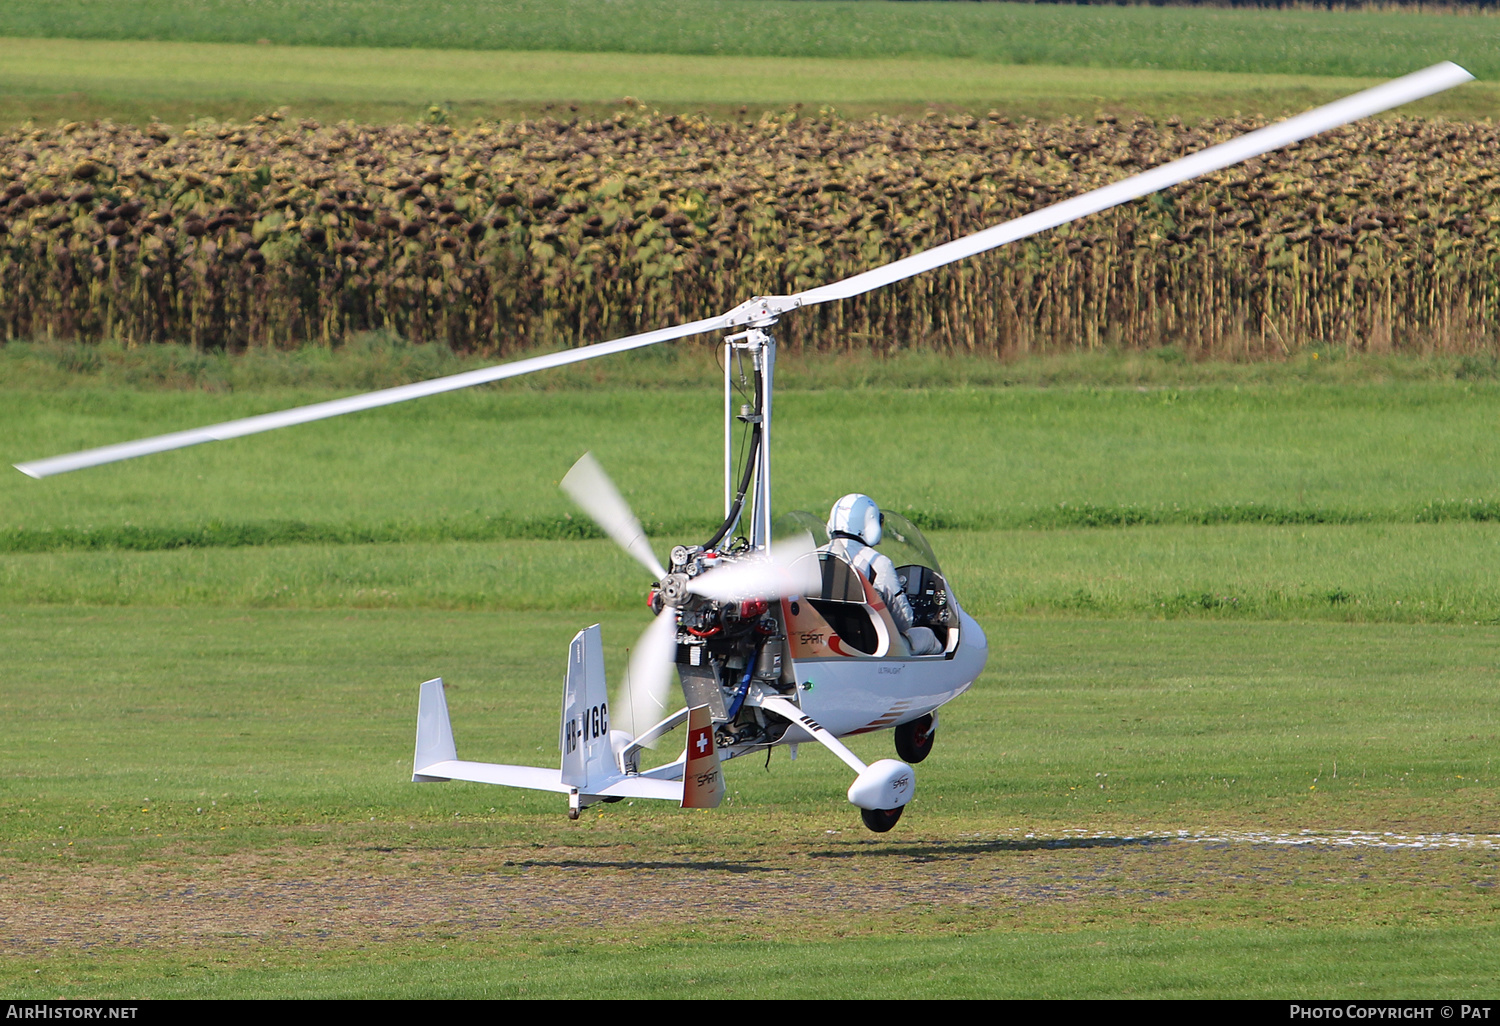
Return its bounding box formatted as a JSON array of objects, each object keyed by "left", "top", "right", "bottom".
[
  {"left": 560, "top": 624, "right": 620, "bottom": 792},
  {"left": 413, "top": 678, "right": 457, "bottom": 782}
]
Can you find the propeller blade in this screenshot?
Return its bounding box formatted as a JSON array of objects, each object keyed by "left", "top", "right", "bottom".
[
  {"left": 619, "top": 604, "right": 680, "bottom": 746},
  {"left": 687, "top": 533, "right": 820, "bottom": 603},
  {"left": 559, "top": 451, "right": 666, "bottom": 580},
  {"left": 14, "top": 313, "right": 730, "bottom": 479}
]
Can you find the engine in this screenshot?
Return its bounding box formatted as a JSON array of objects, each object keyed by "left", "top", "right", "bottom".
[{"left": 651, "top": 542, "right": 793, "bottom": 750}]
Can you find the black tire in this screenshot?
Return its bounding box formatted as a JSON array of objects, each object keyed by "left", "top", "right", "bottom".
[
  {"left": 894, "top": 714, "right": 935, "bottom": 764},
  {"left": 860, "top": 805, "right": 904, "bottom": 833}
]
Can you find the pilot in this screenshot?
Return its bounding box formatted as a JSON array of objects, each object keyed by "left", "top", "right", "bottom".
[{"left": 824, "top": 493, "right": 943, "bottom": 656}]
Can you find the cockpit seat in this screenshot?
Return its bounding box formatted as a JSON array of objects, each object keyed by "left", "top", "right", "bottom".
[
  {"left": 808, "top": 553, "right": 881, "bottom": 654},
  {"left": 805, "top": 552, "right": 943, "bottom": 657}
]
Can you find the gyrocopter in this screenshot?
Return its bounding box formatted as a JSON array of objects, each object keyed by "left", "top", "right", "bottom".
[{"left": 15, "top": 63, "right": 1473, "bottom": 831}]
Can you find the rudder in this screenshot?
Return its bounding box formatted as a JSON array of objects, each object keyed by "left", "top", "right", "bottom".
[{"left": 560, "top": 624, "right": 616, "bottom": 792}]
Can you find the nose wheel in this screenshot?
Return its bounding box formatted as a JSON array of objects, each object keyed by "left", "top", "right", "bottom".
[
  {"left": 860, "top": 806, "right": 904, "bottom": 833},
  {"left": 894, "top": 714, "right": 935, "bottom": 764}
]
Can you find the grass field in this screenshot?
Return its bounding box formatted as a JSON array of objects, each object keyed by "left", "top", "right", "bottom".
[
  {"left": 6, "top": 522, "right": 1500, "bottom": 623},
  {"left": 7, "top": 351, "right": 1500, "bottom": 625},
  {"left": 1, "top": 1, "right": 1496, "bottom": 124},
  {"left": 15, "top": 37, "right": 1490, "bottom": 127},
  {"left": 3, "top": 1, "right": 1498, "bottom": 80},
  {"left": 2, "top": 356, "right": 1499, "bottom": 995},
  {"left": 4, "top": 607, "right": 1498, "bottom": 997},
  {"left": 8, "top": 351, "right": 1500, "bottom": 540}
]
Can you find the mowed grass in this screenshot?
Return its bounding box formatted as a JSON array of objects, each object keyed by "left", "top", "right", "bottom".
[
  {"left": 3, "top": 608, "right": 1498, "bottom": 997},
  {"left": 4, "top": 0, "right": 1498, "bottom": 80},
  {"left": 20, "top": 925, "right": 1500, "bottom": 999},
  {"left": 2, "top": 3, "right": 1493, "bottom": 126},
  {"left": 7, "top": 366, "right": 1500, "bottom": 537},
  {"left": 7, "top": 353, "right": 1500, "bottom": 620},
  {"left": 5, "top": 353, "right": 1500, "bottom": 996},
  {"left": 5, "top": 523, "right": 1500, "bottom": 624},
  {"left": 5, "top": 37, "right": 1491, "bottom": 128}
]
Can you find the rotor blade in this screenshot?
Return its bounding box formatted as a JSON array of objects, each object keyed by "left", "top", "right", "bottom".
[
  {"left": 14, "top": 313, "right": 730, "bottom": 479},
  {"left": 620, "top": 605, "right": 680, "bottom": 747},
  {"left": 784, "top": 61, "right": 1473, "bottom": 310},
  {"left": 688, "top": 533, "right": 820, "bottom": 603},
  {"left": 559, "top": 451, "right": 666, "bottom": 580},
  {"left": 17, "top": 64, "right": 1472, "bottom": 481}
]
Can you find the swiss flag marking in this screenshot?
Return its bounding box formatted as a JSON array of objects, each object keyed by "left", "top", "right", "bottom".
[{"left": 690, "top": 727, "right": 712, "bottom": 758}]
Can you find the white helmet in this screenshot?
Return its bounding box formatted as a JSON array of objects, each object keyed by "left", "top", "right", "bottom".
[{"left": 828, "top": 493, "right": 883, "bottom": 547}]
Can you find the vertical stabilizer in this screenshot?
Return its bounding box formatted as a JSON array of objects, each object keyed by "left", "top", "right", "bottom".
[
  {"left": 682, "top": 704, "right": 725, "bottom": 808},
  {"left": 560, "top": 624, "right": 615, "bottom": 791},
  {"left": 413, "top": 677, "right": 457, "bottom": 782}
]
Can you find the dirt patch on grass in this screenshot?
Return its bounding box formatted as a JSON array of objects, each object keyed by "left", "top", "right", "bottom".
[{"left": 3, "top": 832, "right": 1497, "bottom": 952}]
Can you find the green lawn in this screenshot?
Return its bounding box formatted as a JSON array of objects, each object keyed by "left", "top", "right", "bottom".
[
  {"left": 4, "top": 36, "right": 1489, "bottom": 127},
  {"left": 6, "top": 362, "right": 1500, "bottom": 996},
  {"left": 2, "top": 0, "right": 1496, "bottom": 125},
  {"left": 19, "top": 924, "right": 1500, "bottom": 998},
  {"left": 3, "top": 1, "right": 1497, "bottom": 80},
  {"left": 2, "top": 522, "right": 1499, "bottom": 623},
  {"left": 3, "top": 608, "right": 1497, "bottom": 997},
  {"left": 10, "top": 351, "right": 1500, "bottom": 621},
  {"left": 8, "top": 365, "right": 1500, "bottom": 542}
]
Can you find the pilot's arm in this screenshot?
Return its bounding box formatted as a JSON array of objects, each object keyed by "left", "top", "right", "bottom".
[{"left": 864, "top": 549, "right": 917, "bottom": 634}]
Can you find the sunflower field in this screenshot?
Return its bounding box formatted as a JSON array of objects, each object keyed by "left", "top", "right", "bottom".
[{"left": 2, "top": 106, "right": 1498, "bottom": 357}]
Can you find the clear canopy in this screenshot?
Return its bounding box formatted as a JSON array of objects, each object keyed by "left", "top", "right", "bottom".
[
  {"left": 877, "top": 511, "right": 941, "bottom": 572},
  {"left": 773, "top": 508, "right": 941, "bottom": 572},
  {"left": 772, "top": 510, "right": 830, "bottom": 547}
]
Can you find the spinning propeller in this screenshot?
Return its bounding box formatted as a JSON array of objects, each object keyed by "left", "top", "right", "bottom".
[{"left": 560, "top": 452, "right": 818, "bottom": 741}]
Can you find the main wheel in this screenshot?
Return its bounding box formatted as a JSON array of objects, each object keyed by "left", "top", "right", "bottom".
[
  {"left": 860, "top": 805, "right": 904, "bottom": 833},
  {"left": 894, "top": 714, "right": 935, "bottom": 764}
]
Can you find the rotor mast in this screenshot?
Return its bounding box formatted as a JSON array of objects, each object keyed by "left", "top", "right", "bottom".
[{"left": 723, "top": 321, "right": 777, "bottom": 553}]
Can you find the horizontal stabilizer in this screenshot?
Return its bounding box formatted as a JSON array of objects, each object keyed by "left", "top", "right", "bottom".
[{"left": 415, "top": 758, "right": 681, "bottom": 800}]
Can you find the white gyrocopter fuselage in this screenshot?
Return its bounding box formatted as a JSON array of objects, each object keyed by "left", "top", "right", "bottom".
[
  {"left": 775, "top": 514, "right": 987, "bottom": 739},
  {"left": 13, "top": 64, "right": 1475, "bottom": 832}
]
